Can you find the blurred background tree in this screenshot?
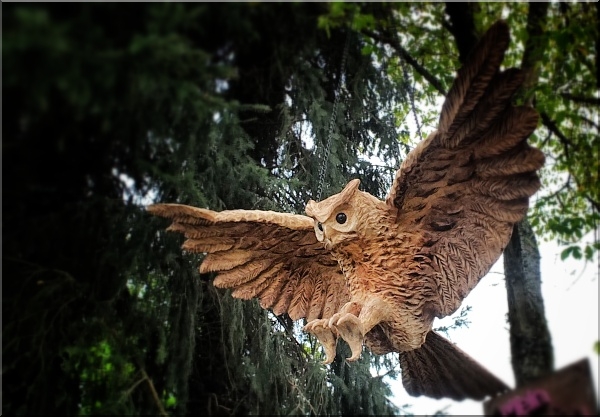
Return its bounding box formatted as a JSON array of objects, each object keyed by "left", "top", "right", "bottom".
[
  {"left": 348, "top": 1, "right": 598, "bottom": 389},
  {"left": 3, "top": 3, "right": 405, "bottom": 415},
  {"left": 3, "top": 2, "right": 597, "bottom": 415}
]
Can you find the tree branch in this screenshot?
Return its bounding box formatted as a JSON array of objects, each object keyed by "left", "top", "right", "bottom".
[
  {"left": 560, "top": 93, "right": 600, "bottom": 106},
  {"left": 540, "top": 114, "right": 600, "bottom": 212},
  {"left": 123, "top": 373, "right": 148, "bottom": 399},
  {"left": 569, "top": 173, "right": 600, "bottom": 214},
  {"left": 362, "top": 29, "right": 447, "bottom": 95},
  {"left": 542, "top": 175, "right": 571, "bottom": 199},
  {"left": 540, "top": 112, "right": 573, "bottom": 159},
  {"left": 580, "top": 115, "right": 600, "bottom": 130},
  {"left": 516, "top": 2, "right": 550, "bottom": 106},
  {"left": 273, "top": 313, "right": 311, "bottom": 360},
  {"left": 444, "top": 3, "right": 479, "bottom": 63},
  {"left": 141, "top": 369, "right": 169, "bottom": 417},
  {"left": 584, "top": 194, "right": 600, "bottom": 213}
]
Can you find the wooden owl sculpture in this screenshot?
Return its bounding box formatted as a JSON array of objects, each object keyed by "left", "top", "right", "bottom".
[{"left": 148, "top": 21, "right": 544, "bottom": 401}]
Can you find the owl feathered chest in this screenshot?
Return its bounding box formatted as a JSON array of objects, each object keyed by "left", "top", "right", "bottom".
[{"left": 330, "top": 228, "right": 428, "bottom": 298}]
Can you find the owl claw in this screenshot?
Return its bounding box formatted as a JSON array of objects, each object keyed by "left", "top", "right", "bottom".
[
  {"left": 303, "top": 318, "right": 337, "bottom": 365},
  {"left": 329, "top": 313, "right": 364, "bottom": 362},
  {"left": 322, "top": 354, "right": 334, "bottom": 365}
]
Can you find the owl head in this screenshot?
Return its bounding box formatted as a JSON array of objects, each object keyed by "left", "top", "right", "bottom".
[{"left": 305, "top": 179, "right": 389, "bottom": 250}]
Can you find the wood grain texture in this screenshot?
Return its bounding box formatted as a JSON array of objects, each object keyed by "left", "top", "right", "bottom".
[
  {"left": 148, "top": 20, "right": 543, "bottom": 401},
  {"left": 400, "top": 331, "right": 508, "bottom": 400},
  {"left": 386, "top": 20, "right": 544, "bottom": 317},
  {"left": 147, "top": 204, "right": 350, "bottom": 322}
]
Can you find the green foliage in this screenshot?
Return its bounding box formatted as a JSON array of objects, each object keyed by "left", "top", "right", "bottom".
[
  {"left": 359, "top": 2, "right": 599, "bottom": 263},
  {"left": 3, "top": 3, "right": 404, "bottom": 416},
  {"left": 527, "top": 2, "right": 599, "bottom": 262},
  {"left": 434, "top": 306, "right": 473, "bottom": 337},
  {"left": 5, "top": 3, "right": 596, "bottom": 416},
  {"left": 62, "top": 340, "right": 137, "bottom": 415}
]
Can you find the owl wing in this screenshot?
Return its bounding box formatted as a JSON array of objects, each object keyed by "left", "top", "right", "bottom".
[
  {"left": 386, "top": 21, "right": 544, "bottom": 316},
  {"left": 147, "top": 204, "right": 350, "bottom": 321}
]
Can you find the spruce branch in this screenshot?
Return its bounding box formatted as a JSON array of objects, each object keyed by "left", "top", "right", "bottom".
[
  {"left": 208, "top": 393, "right": 232, "bottom": 414},
  {"left": 123, "top": 372, "right": 148, "bottom": 399},
  {"left": 362, "top": 29, "right": 447, "bottom": 95},
  {"left": 274, "top": 314, "right": 311, "bottom": 360},
  {"left": 141, "top": 369, "right": 169, "bottom": 417}
]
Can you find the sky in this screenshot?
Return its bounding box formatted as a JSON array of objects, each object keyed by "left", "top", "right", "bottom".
[
  {"left": 278, "top": 31, "right": 597, "bottom": 415},
  {"left": 128, "top": 35, "right": 599, "bottom": 415},
  {"left": 380, "top": 83, "right": 599, "bottom": 414},
  {"left": 273, "top": 85, "right": 599, "bottom": 414},
  {"left": 385, "top": 234, "right": 599, "bottom": 415}
]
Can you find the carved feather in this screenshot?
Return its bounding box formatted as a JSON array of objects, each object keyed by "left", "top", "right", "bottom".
[
  {"left": 147, "top": 203, "right": 350, "bottom": 321},
  {"left": 438, "top": 20, "right": 510, "bottom": 142},
  {"left": 386, "top": 20, "right": 543, "bottom": 316},
  {"left": 197, "top": 251, "right": 252, "bottom": 273},
  {"left": 148, "top": 20, "right": 543, "bottom": 402},
  {"left": 400, "top": 332, "right": 508, "bottom": 400}
]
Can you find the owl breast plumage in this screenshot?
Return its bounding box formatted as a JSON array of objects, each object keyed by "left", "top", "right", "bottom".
[
  {"left": 306, "top": 181, "right": 438, "bottom": 351},
  {"left": 148, "top": 20, "right": 543, "bottom": 401}
]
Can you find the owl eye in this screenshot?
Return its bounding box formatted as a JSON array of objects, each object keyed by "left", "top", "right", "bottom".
[
  {"left": 317, "top": 222, "right": 323, "bottom": 231},
  {"left": 336, "top": 213, "right": 347, "bottom": 224}
]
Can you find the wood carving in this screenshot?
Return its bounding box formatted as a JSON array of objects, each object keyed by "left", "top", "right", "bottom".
[{"left": 148, "top": 21, "right": 544, "bottom": 401}]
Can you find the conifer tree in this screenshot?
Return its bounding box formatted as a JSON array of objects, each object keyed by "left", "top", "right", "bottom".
[{"left": 3, "top": 3, "right": 408, "bottom": 415}]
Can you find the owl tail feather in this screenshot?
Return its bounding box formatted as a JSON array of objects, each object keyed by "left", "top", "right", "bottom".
[{"left": 399, "top": 331, "right": 509, "bottom": 401}]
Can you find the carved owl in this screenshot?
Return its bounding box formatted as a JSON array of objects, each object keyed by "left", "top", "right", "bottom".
[{"left": 148, "top": 21, "right": 544, "bottom": 401}]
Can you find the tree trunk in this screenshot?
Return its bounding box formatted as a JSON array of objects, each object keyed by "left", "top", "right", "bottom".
[
  {"left": 504, "top": 221, "right": 554, "bottom": 386},
  {"left": 503, "top": 3, "right": 554, "bottom": 387},
  {"left": 443, "top": 3, "right": 480, "bottom": 63}
]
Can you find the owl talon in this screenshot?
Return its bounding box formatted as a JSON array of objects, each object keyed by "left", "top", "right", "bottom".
[
  {"left": 330, "top": 313, "right": 364, "bottom": 362},
  {"left": 303, "top": 318, "right": 337, "bottom": 364}
]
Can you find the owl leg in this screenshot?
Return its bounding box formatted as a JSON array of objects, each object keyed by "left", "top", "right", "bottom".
[
  {"left": 330, "top": 298, "right": 391, "bottom": 362},
  {"left": 303, "top": 319, "right": 338, "bottom": 364},
  {"left": 328, "top": 301, "right": 363, "bottom": 362}
]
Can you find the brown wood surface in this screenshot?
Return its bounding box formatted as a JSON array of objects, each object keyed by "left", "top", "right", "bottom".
[{"left": 149, "top": 21, "right": 544, "bottom": 401}]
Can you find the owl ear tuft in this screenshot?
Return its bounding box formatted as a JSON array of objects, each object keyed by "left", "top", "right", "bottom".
[
  {"left": 342, "top": 178, "right": 361, "bottom": 193},
  {"left": 305, "top": 179, "right": 360, "bottom": 222},
  {"left": 306, "top": 199, "right": 318, "bottom": 218}
]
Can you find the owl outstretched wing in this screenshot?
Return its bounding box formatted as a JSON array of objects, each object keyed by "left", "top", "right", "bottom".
[
  {"left": 386, "top": 21, "right": 544, "bottom": 317},
  {"left": 147, "top": 204, "right": 350, "bottom": 322}
]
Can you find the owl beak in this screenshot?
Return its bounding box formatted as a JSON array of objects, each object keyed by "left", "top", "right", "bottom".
[{"left": 316, "top": 223, "right": 333, "bottom": 249}]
